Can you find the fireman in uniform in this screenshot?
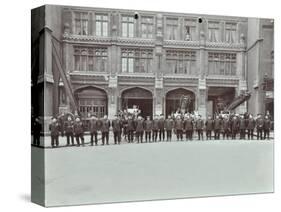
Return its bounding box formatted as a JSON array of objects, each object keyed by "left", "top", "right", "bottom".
[
  {"left": 144, "top": 116, "right": 153, "bottom": 142},
  {"left": 64, "top": 115, "right": 74, "bottom": 146},
  {"left": 256, "top": 114, "right": 264, "bottom": 140},
  {"left": 263, "top": 115, "right": 271, "bottom": 140},
  {"left": 246, "top": 114, "right": 255, "bottom": 140},
  {"left": 205, "top": 115, "right": 214, "bottom": 140},
  {"left": 222, "top": 116, "right": 230, "bottom": 140},
  {"left": 195, "top": 115, "right": 204, "bottom": 140},
  {"left": 165, "top": 115, "right": 174, "bottom": 141},
  {"left": 231, "top": 115, "right": 240, "bottom": 139},
  {"left": 152, "top": 115, "right": 159, "bottom": 142},
  {"left": 101, "top": 115, "right": 110, "bottom": 145},
  {"left": 89, "top": 115, "right": 99, "bottom": 146},
  {"left": 135, "top": 116, "right": 145, "bottom": 143},
  {"left": 213, "top": 115, "right": 222, "bottom": 140},
  {"left": 174, "top": 115, "right": 183, "bottom": 141},
  {"left": 127, "top": 115, "right": 135, "bottom": 143},
  {"left": 184, "top": 114, "right": 194, "bottom": 141},
  {"left": 74, "top": 117, "right": 85, "bottom": 146},
  {"left": 158, "top": 114, "right": 165, "bottom": 141},
  {"left": 239, "top": 115, "right": 246, "bottom": 139},
  {"left": 112, "top": 115, "right": 122, "bottom": 144},
  {"left": 49, "top": 117, "right": 60, "bottom": 148}
]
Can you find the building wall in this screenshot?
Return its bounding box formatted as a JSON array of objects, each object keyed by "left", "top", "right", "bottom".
[{"left": 35, "top": 5, "right": 274, "bottom": 121}]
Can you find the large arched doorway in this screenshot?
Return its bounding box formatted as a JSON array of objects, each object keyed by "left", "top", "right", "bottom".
[
  {"left": 166, "top": 88, "right": 195, "bottom": 116},
  {"left": 121, "top": 87, "right": 153, "bottom": 118},
  {"left": 74, "top": 86, "right": 108, "bottom": 118}
]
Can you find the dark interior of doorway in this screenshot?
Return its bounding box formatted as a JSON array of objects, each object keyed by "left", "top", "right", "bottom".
[{"left": 125, "top": 98, "right": 153, "bottom": 118}]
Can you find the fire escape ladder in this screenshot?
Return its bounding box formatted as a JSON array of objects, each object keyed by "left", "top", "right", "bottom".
[{"left": 51, "top": 40, "right": 79, "bottom": 113}]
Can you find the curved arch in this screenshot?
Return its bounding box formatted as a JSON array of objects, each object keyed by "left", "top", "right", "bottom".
[
  {"left": 119, "top": 86, "right": 153, "bottom": 97},
  {"left": 165, "top": 87, "right": 196, "bottom": 96},
  {"left": 74, "top": 85, "right": 108, "bottom": 96}
]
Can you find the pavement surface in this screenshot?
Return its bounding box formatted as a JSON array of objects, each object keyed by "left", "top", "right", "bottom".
[{"left": 31, "top": 138, "right": 274, "bottom": 207}]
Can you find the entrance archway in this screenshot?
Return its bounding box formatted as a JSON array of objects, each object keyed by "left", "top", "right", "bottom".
[
  {"left": 74, "top": 86, "right": 108, "bottom": 118},
  {"left": 121, "top": 87, "right": 153, "bottom": 118},
  {"left": 165, "top": 88, "right": 195, "bottom": 116}
]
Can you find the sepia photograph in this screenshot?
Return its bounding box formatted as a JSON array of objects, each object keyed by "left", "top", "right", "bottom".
[{"left": 31, "top": 4, "right": 274, "bottom": 207}]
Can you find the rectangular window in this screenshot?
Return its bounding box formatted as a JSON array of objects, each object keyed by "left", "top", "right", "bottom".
[
  {"left": 122, "top": 16, "right": 134, "bottom": 38},
  {"left": 208, "top": 21, "right": 220, "bottom": 42},
  {"left": 166, "top": 50, "right": 196, "bottom": 74},
  {"left": 121, "top": 49, "right": 153, "bottom": 73},
  {"left": 141, "top": 17, "right": 154, "bottom": 38},
  {"left": 225, "top": 22, "right": 237, "bottom": 43},
  {"left": 208, "top": 52, "right": 236, "bottom": 75},
  {"left": 73, "top": 47, "right": 108, "bottom": 72},
  {"left": 166, "top": 18, "right": 179, "bottom": 40},
  {"left": 74, "top": 12, "right": 89, "bottom": 35},
  {"left": 184, "top": 19, "right": 197, "bottom": 41},
  {"left": 95, "top": 14, "right": 108, "bottom": 36}
]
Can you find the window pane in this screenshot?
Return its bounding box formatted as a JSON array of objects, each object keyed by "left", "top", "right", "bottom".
[
  {"left": 74, "top": 55, "right": 80, "bottom": 70},
  {"left": 102, "top": 22, "right": 108, "bottom": 36},
  {"left": 96, "top": 22, "right": 101, "bottom": 36},
  {"left": 128, "top": 58, "right": 134, "bottom": 73},
  {"left": 122, "top": 58, "right": 127, "bottom": 72},
  {"left": 128, "top": 23, "right": 134, "bottom": 37},
  {"left": 122, "top": 23, "right": 127, "bottom": 37}
]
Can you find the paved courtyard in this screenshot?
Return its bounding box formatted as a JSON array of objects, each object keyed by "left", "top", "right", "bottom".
[{"left": 32, "top": 138, "right": 274, "bottom": 207}]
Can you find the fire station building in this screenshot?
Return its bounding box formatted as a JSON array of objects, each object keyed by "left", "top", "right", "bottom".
[{"left": 31, "top": 5, "right": 274, "bottom": 125}]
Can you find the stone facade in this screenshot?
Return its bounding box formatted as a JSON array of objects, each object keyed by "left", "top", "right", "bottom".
[{"left": 31, "top": 5, "right": 274, "bottom": 125}]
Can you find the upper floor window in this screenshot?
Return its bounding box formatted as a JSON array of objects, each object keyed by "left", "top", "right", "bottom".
[
  {"left": 74, "top": 12, "right": 89, "bottom": 35},
  {"left": 74, "top": 47, "right": 108, "bottom": 72},
  {"left": 121, "top": 49, "right": 153, "bottom": 73},
  {"left": 208, "top": 52, "right": 236, "bottom": 76},
  {"left": 95, "top": 14, "right": 108, "bottom": 36},
  {"left": 208, "top": 21, "right": 220, "bottom": 42},
  {"left": 166, "top": 50, "right": 196, "bottom": 74},
  {"left": 141, "top": 16, "right": 154, "bottom": 38},
  {"left": 122, "top": 16, "right": 134, "bottom": 37},
  {"left": 225, "top": 22, "right": 237, "bottom": 43},
  {"left": 184, "top": 19, "right": 197, "bottom": 41},
  {"left": 166, "top": 18, "right": 179, "bottom": 40}
]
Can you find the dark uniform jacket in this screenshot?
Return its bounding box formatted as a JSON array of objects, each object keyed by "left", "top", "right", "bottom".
[
  {"left": 100, "top": 119, "right": 111, "bottom": 132},
  {"left": 184, "top": 118, "right": 194, "bottom": 130},
  {"left": 89, "top": 119, "right": 99, "bottom": 133},
  {"left": 33, "top": 120, "right": 42, "bottom": 135},
  {"left": 195, "top": 119, "right": 204, "bottom": 130},
  {"left": 112, "top": 119, "right": 122, "bottom": 132},
  {"left": 264, "top": 119, "right": 271, "bottom": 130},
  {"left": 174, "top": 119, "right": 183, "bottom": 130},
  {"left": 222, "top": 119, "right": 230, "bottom": 130},
  {"left": 158, "top": 119, "right": 165, "bottom": 130},
  {"left": 239, "top": 119, "right": 246, "bottom": 130},
  {"left": 64, "top": 120, "right": 74, "bottom": 134},
  {"left": 144, "top": 120, "right": 153, "bottom": 131},
  {"left": 231, "top": 118, "right": 239, "bottom": 131},
  {"left": 205, "top": 119, "right": 214, "bottom": 131},
  {"left": 246, "top": 118, "right": 256, "bottom": 130},
  {"left": 49, "top": 122, "right": 60, "bottom": 137},
  {"left": 213, "top": 119, "right": 222, "bottom": 130},
  {"left": 74, "top": 121, "right": 84, "bottom": 135},
  {"left": 135, "top": 120, "right": 145, "bottom": 132},
  {"left": 165, "top": 119, "right": 174, "bottom": 131},
  {"left": 256, "top": 118, "right": 264, "bottom": 130},
  {"left": 127, "top": 119, "right": 135, "bottom": 131},
  {"left": 152, "top": 119, "right": 159, "bottom": 130}
]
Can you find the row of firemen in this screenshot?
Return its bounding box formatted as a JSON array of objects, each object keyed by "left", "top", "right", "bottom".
[{"left": 32, "top": 113, "right": 272, "bottom": 147}]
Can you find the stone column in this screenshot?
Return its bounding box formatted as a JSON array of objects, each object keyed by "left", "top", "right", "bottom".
[
  {"left": 198, "top": 79, "right": 207, "bottom": 119},
  {"left": 108, "top": 76, "right": 118, "bottom": 119}
]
